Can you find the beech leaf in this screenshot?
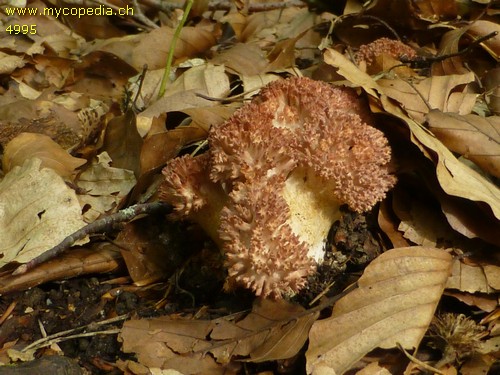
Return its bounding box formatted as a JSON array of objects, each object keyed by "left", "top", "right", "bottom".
[
  {"left": 381, "top": 99, "right": 500, "bottom": 220},
  {"left": 0, "top": 158, "right": 87, "bottom": 267},
  {"left": 426, "top": 110, "right": 500, "bottom": 178},
  {"left": 119, "top": 298, "right": 319, "bottom": 373},
  {"left": 3, "top": 132, "right": 86, "bottom": 177},
  {"left": 306, "top": 247, "right": 452, "bottom": 375},
  {"left": 377, "top": 72, "right": 477, "bottom": 122}
]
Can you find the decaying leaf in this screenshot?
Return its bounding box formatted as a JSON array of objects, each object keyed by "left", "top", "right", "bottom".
[
  {"left": 3, "top": 132, "right": 86, "bottom": 177},
  {"left": 0, "top": 158, "right": 87, "bottom": 267},
  {"left": 76, "top": 152, "right": 136, "bottom": 222},
  {"left": 447, "top": 259, "right": 498, "bottom": 294},
  {"left": 306, "top": 247, "right": 452, "bottom": 375},
  {"left": 426, "top": 110, "right": 500, "bottom": 178},
  {"left": 119, "top": 298, "right": 319, "bottom": 373},
  {"left": 101, "top": 110, "right": 143, "bottom": 177}
]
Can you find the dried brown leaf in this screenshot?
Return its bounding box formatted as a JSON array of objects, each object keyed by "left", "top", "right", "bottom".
[
  {"left": 3, "top": 132, "right": 86, "bottom": 177},
  {"left": 323, "top": 48, "right": 379, "bottom": 96},
  {"left": 377, "top": 72, "right": 477, "bottom": 122},
  {"left": 447, "top": 259, "right": 497, "bottom": 294},
  {"left": 0, "top": 52, "right": 25, "bottom": 75},
  {"left": 383, "top": 100, "right": 500, "bottom": 220},
  {"left": 432, "top": 27, "right": 469, "bottom": 75},
  {"left": 214, "top": 298, "right": 319, "bottom": 363},
  {"left": 136, "top": 64, "right": 230, "bottom": 135},
  {"left": 445, "top": 290, "right": 498, "bottom": 313},
  {"left": 483, "top": 68, "right": 500, "bottom": 115},
  {"left": 426, "top": 110, "right": 500, "bottom": 178},
  {"left": 377, "top": 200, "right": 412, "bottom": 248},
  {"left": 119, "top": 298, "right": 319, "bottom": 373},
  {"left": 101, "top": 110, "right": 143, "bottom": 177},
  {"left": 0, "top": 158, "right": 87, "bottom": 267},
  {"left": 76, "top": 153, "right": 136, "bottom": 222},
  {"left": 211, "top": 43, "right": 269, "bottom": 76},
  {"left": 131, "top": 26, "right": 217, "bottom": 70},
  {"left": 115, "top": 215, "right": 185, "bottom": 285},
  {"left": 0, "top": 244, "right": 122, "bottom": 295},
  {"left": 390, "top": 182, "right": 478, "bottom": 249},
  {"left": 306, "top": 247, "right": 452, "bottom": 375}
]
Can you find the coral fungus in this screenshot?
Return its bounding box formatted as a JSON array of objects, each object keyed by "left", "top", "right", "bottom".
[
  {"left": 159, "top": 77, "right": 396, "bottom": 298},
  {"left": 355, "top": 37, "right": 417, "bottom": 73},
  {"left": 355, "top": 37, "right": 416, "bottom": 65}
]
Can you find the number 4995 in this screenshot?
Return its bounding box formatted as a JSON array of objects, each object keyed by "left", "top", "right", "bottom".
[{"left": 6, "top": 24, "right": 36, "bottom": 35}]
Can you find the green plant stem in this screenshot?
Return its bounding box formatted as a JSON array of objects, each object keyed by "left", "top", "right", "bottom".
[{"left": 158, "top": 0, "right": 193, "bottom": 99}]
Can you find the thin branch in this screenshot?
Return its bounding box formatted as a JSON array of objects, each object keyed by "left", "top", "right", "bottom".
[
  {"left": 13, "top": 202, "right": 171, "bottom": 276},
  {"left": 401, "top": 31, "right": 498, "bottom": 68},
  {"left": 23, "top": 314, "right": 129, "bottom": 352}
]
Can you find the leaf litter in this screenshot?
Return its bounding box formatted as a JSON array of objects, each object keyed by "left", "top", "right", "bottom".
[{"left": 0, "top": 0, "right": 499, "bottom": 374}]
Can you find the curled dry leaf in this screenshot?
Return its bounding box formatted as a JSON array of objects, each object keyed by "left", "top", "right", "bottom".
[
  {"left": 306, "top": 247, "right": 452, "bottom": 375},
  {"left": 426, "top": 110, "right": 500, "bottom": 178},
  {"left": 3, "top": 132, "right": 86, "bottom": 177},
  {"left": 0, "top": 244, "right": 122, "bottom": 295},
  {"left": 0, "top": 158, "right": 87, "bottom": 268}
]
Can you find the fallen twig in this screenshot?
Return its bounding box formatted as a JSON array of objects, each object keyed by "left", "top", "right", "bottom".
[{"left": 23, "top": 314, "right": 129, "bottom": 352}]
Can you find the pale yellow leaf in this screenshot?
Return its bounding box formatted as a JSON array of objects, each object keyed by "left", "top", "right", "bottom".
[
  {"left": 0, "top": 158, "right": 87, "bottom": 267},
  {"left": 306, "top": 247, "right": 452, "bottom": 375},
  {"left": 0, "top": 51, "right": 25, "bottom": 74}
]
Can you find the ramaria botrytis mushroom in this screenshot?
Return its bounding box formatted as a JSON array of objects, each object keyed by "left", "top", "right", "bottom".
[{"left": 159, "top": 76, "right": 396, "bottom": 298}]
